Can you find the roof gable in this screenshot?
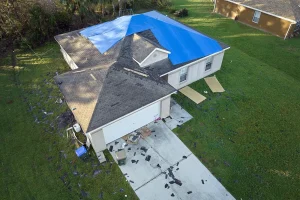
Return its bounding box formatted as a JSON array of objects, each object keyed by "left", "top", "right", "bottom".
[
  {"left": 55, "top": 34, "right": 176, "bottom": 133},
  {"left": 80, "top": 11, "right": 223, "bottom": 65}
]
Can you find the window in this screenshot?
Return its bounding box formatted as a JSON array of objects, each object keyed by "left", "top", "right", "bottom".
[
  {"left": 180, "top": 67, "right": 188, "bottom": 82},
  {"left": 205, "top": 57, "right": 213, "bottom": 71},
  {"left": 252, "top": 11, "right": 261, "bottom": 23}
]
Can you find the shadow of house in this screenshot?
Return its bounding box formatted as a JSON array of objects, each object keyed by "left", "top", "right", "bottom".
[{"left": 213, "top": 0, "right": 300, "bottom": 39}]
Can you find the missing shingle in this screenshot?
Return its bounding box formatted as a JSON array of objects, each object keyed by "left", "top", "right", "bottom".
[
  {"left": 114, "top": 79, "right": 127, "bottom": 87},
  {"left": 136, "top": 83, "right": 143, "bottom": 87},
  {"left": 111, "top": 102, "right": 120, "bottom": 107}
]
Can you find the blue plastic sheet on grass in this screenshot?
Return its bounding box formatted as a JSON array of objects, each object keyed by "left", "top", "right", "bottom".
[{"left": 80, "top": 11, "right": 222, "bottom": 65}]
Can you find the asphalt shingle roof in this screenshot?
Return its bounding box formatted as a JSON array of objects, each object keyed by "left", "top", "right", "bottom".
[
  {"left": 55, "top": 33, "right": 176, "bottom": 133},
  {"left": 54, "top": 12, "right": 229, "bottom": 133},
  {"left": 227, "top": 0, "right": 300, "bottom": 21}
]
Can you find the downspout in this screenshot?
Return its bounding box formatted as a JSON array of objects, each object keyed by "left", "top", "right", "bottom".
[
  {"left": 284, "top": 23, "right": 294, "bottom": 40},
  {"left": 213, "top": 0, "right": 217, "bottom": 12}
]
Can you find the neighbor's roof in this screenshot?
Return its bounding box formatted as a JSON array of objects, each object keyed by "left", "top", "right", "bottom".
[
  {"left": 80, "top": 11, "right": 224, "bottom": 65},
  {"left": 226, "top": 0, "right": 300, "bottom": 22},
  {"left": 54, "top": 33, "right": 176, "bottom": 133}
]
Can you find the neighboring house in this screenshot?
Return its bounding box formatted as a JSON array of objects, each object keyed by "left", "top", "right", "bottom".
[
  {"left": 54, "top": 11, "right": 229, "bottom": 156},
  {"left": 214, "top": 0, "right": 300, "bottom": 39}
]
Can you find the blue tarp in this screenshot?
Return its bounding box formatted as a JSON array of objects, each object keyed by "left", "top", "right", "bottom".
[{"left": 80, "top": 11, "right": 222, "bottom": 65}]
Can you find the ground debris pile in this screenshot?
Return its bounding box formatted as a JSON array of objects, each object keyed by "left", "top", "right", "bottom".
[{"left": 57, "top": 110, "right": 75, "bottom": 129}]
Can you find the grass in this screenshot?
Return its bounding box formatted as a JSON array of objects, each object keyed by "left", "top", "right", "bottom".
[
  {"left": 0, "top": 43, "right": 138, "bottom": 200},
  {"left": 170, "top": 0, "right": 300, "bottom": 199},
  {"left": 0, "top": 0, "right": 300, "bottom": 199}
]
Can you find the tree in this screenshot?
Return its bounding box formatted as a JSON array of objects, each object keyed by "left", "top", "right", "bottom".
[{"left": 60, "top": 0, "right": 101, "bottom": 20}]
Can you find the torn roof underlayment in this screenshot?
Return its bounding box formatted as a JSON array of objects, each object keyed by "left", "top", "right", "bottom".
[
  {"left": 54, "top": 11, "right": 229, "bottom": 133},
  {"left": 80, "top": 11, "right": 223, "bottom": 65}
]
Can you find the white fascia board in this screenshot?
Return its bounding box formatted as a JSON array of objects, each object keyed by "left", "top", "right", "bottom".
[
  {"left": 225, "top": 0, "right": 296, "bottom": 23},
  {"left": 132, "top": 57, "right": 141, "bottom": 65},
  {"left": 87, "top": 92, "right": 177, "bottom": 135},
  {"left": 160, "top": 47, "right": 230, "bottom": 77}
]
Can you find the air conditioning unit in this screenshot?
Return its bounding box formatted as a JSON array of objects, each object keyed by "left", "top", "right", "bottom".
[{"left": 73, "top": 123, "right": 81, "bottom": 132}]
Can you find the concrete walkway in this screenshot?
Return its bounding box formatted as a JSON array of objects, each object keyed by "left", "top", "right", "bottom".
[
  {"left": 164, "top": 99, "right": 193, "bottom": 130},
  {"left": 107, "top": 120, "right": 235, "bottom": 200}
]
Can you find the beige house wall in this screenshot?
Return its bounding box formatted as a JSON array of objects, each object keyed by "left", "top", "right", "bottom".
[{"left": 167, "top": 52, "right": 225, "bottom": 90}]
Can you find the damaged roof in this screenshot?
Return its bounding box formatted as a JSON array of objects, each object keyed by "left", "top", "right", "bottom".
[
  {"left": 54, "top": 11, "right": 229, "bottom": 133},
  {"left": 227, "top": 0, "right": 300, "bottom": 21},
  {"left": 55, "top": 34, "right": 176, "bottom": 133}
]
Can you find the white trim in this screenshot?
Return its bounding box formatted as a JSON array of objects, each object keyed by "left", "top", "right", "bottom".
[
  {"left": 284, "top": 23, "right": 295, "bottom": 40},
  {"left": 139, "top": 48, "right": 171, "bottom": 66},
  {"left": 132, "top": 57, "right": 141, "bottom": 65},
  {"left": 160, "top": 47, "right": 230, "bottom": 77},
  {"left": 88, "top": 92, "right": 177, "bottom": 135},
  {"left": 225, "top": 0, "right": 296, "bottom": 23}
]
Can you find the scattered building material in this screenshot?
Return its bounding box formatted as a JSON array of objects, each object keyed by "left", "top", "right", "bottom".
[
  {"left": 141, "top": 146, "right": 148, "bottom": 153},
  {"left": 179, "top": 86, "right": 206, "bottom": 104},
  {"left": 139, "top": 127, "right": 152, "bottom": 139},
  {"left": 174, "top": 178, "right": 182, "bottom": 186},
  {"left": 204, "top": 76, "right": 225, "bottom": 93},
  {"left": 116, "top": 150, "right": 127, "bottom": 165},
  {"left": 145, "top": 155, "right": 151, "bottom": 161}
]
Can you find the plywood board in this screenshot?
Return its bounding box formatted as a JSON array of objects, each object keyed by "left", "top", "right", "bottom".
[
  {"left": 179, "top": 86, "right": 206, "bottom": 104},
  {"left": 204, "top": 76, "right": 225, "bottom": 93}
]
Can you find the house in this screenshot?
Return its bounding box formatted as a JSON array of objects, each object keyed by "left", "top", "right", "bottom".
[
  {"left": 54, "top": 11, "right": 229, "bottom": 156},
  {"left": 214, "top": 0, "right": 300, "bottom": 39}
]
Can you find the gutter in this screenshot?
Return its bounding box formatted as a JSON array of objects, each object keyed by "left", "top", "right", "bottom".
[
  {"left": 213, "top": 0, "right": 217, "bottom": 13},
  {"left": 159, "top": 47, "right": 230, "bottom": 77},
  {"left": 88, "top": 91, "right": 177, "bottom": 135}
]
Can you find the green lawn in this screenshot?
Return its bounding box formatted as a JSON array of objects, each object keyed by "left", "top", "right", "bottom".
[
  {"left": 171, "top": 0, "right": 300, "bottom": 199},
  {"left": 1, "top": 0, "right": 300, "bottom": 199},
  {"left": 0, "top": 44, "right": 138, "bottom": 200}
]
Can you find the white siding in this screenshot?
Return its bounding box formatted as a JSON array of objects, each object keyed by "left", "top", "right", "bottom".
[
  {"left": 102, "top": 101, "right": 161, "bottom": 144},
  {"left": 167, "top": 52, "right": 225, "bottom": 89},
  {"left": 140, "top": 49, "right": 169, "bottom": 67},
  {"left": 88, "top": 130, "right": 106, "bottom": 152},
  {"left": 60, "top": 47, "right": 78, "bottom": 70},
  {"left": 160, "top": 96, "right": 171, "bottom": 118}
]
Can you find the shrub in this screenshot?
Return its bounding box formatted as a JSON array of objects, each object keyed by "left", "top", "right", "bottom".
[
  {"left": 54, "top": 11, "right": 72, "bottom": 33},
  {"left": 26, "top": 4, "right": 56, "bottom": 47},
  {"left": 173, "top": 8, "right": 189, "bottom": 18}
]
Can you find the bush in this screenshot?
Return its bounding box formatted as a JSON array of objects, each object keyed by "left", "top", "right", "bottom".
[
  {"left": 26, "top": 4, "right": 56, "bottom": 47},
  {"left": 24, "top": 4, "right": 73, "bottom": 48},
  {"left": 54, "top": 11, "right": 72, "bottom": 33},
  {"left": 133, "top": 0, "right": 172, "bottom": 10},
  {"left": 173, "top": 8, "right": 189, "bottom": 18}
]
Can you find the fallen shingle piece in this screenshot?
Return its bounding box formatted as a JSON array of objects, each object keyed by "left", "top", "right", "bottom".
[{"left": 145, "top": 155, "right": 151, "bottom": 161}]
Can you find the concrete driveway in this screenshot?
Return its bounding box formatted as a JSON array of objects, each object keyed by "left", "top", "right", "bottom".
[{"left": 107, "top": 120, "right": 234, "bottom": 200}]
